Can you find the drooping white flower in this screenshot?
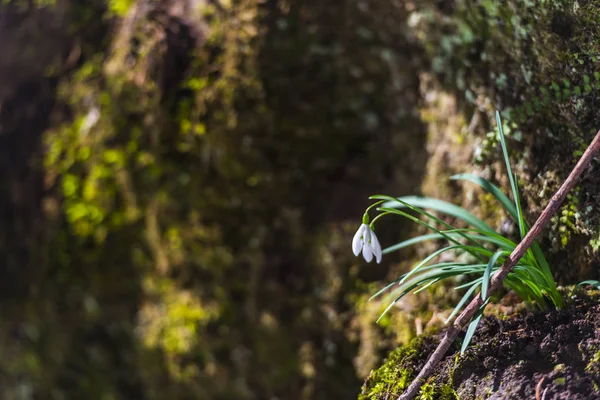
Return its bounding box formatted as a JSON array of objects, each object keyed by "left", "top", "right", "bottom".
[{"left": 352, "top": 223, "right": 382, "bottom": 264}]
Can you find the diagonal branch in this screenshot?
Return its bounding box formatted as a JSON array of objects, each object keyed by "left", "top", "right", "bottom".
[{"left": 398, "top": 129, "right": 600, "bottom": 400}]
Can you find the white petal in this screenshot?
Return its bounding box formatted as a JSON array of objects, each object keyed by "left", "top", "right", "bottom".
[
  {"left": 352, "top": 224, "right": 366, "bottom": 256},
  {"left": 362, "top": 242, "right": 373, "bottom": 262},
  {"left": 362, "top": 225, "right": 371, "bottom": 246},
  {"left": 370, "top": 230, "right": 382, "bottom": 264}
]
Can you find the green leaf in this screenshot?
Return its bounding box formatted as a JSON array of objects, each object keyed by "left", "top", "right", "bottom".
[
  {"left": 375, "top": 202, "right": 489, "bottom": 263},
  {"left": 446, "top": 282, "right": 479, "bottom": 324},
  {"left": 505, "top": 275, "right": 537, "bottom": 304},
  {"left": 455, "top": 277, "right": 484, "bottom": 290},
  {"left": 400, "top": 244, "right": 494, "bottom": 285},
  {"left": 413, "top": 278, "right": 441, "bottom": 294},
  {"left": 530, "top": 242, "right": 562, "bottom": 308},
  {"left": 460, "top": 302, "right": 487, "bottom": 355},
  {"left": 578, "top": 280, "right": 600, "bottom": 289},
  {"left": 383, "top": 233, "right": 445, "bottom": 254},
  {"left": 383, "top": 229, "right": 517, "bottom": 254},
  {"left": 377, "top": 275, "right": 448, "bottom": 322},
  {"left": 368, "top": 261, "right": 468, "bottom": 300},
  {"left": 377, "top": 290, "right": 411, "bottom": 323},
  {"left": 376, "top": 264, "right": 490, "bottom": 321},
  {"left": 375, "top": 195, "right": 493, "bottom": 233},
  {"left": 451, "top": 173, "right": 518, "bottom": 220},
  {"left": 482, "top": 251, "right": 505, "bottom": 300},
  {"left": 376, "top": 207, "right": 475, "bottom": 252},
  {"left": 376, "top": 197, "right": 493, "bottom": 258},
  {"left": 409, "top": 263, "right": 488, "bottom": 278},
  {"left": 496, "top": 111, "right": 524, "bottom": 237},
  {"left": 512, "top": 173, "right": 527, "bottom": 239},
  {"left": 445, "top": 228, "right": 518, "bottom": 250}
]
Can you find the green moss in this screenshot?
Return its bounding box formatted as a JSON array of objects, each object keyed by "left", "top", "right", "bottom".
[
  {"left": 590, "top": 231, "right": 600, "bottom": 253},
  {"left": 418, "top": 383, "right": 436, "bottom": 400},
  {"left": 585, "top": 349, "right": 600, "bottom": 375},
  {"left": 549, "top": 189, "right": 583, "bottom": 249},
  {"left": 553, "top": 377, "right": 566, "bottom": 386},
  {"left": 421, "top": 382, "right": 458, "bottom": 400},
  {"left": 437, "top": 383, "right": 460, "bottom": 400},
  {"left": 359, "top": 336, "right": 459, "bottom": 400},
  {"left": 107, "top": 0, "right": 134, "bottom": 16},
  {"left": 358, "top": 337, "right": 431, "bottom": 399}
]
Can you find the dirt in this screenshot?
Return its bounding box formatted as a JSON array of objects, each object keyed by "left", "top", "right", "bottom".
[
  {"left": 449, "top": 290, "right": 600, "bottom": 399},
  {"left": 360, "top": 290, "right": 600, "bottom": 399}
]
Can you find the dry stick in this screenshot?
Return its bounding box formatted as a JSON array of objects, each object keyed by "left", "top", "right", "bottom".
[
  {"left": 398, "top": 129, "right": 600, "bottom": 400},
  {"left": 536, "top": 377, "right": 546, "bottom": 400}
]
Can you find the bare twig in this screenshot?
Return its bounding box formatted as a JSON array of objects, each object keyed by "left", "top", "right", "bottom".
[
  {"left": 398, "top": 129, "right": 600, "bottom": 400},
  {"left": 536, "top": 377, "right": 545, "bottom": 400}
]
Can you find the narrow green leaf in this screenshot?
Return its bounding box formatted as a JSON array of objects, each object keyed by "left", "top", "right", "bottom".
[
  {"left": 530, "top": 243, "right": 559, "bottom": 288},
  {"left": 450, "top": 173, "right": 517, "bottom": 220},
  {"left": 368, "top": 262, "right": 469, "bottom": 300},
  {"left": 374, "top": 195, "right": 493, "bottom": 233},
  {"left": 383, "top": 233, "right": 445, "bottom": 254},
  {"left": 496, "top": 111, "right": 526, "bottom": 239},
  {"left": 513, "top": 265, "right": 551, "bottom": 290},
  {"left": 455, "top": 277, "right": 484, "bottom": 290},
  {"left": 482, "top": 251, "right": 505, "bottom": 300},
  {"left": 410, "top": 263, "right": 488, "bottom": 278},
  {"left": 374, "top": 194, "right": 492, "bottom": 252},
  {"left": 377, "top": 206, "right": 487, "bottom": 262},
  {"left": 505, "top": 276, "right": 537, "bottom": 304},
  {"left": 376, "top": 290, "right": 409, "bottom": 323},
  {"left": 369, "top": 279, "right": 403, "bottom": 301},
  {"left": 383, "top": 229, "right": 517, "bottom": 254},
  {"left": 377, "top": 277, "right": 440, "bottom": 322},
  {"left": 528, "top": 243, "right": 562, "bottom": 309},
  {"left": 376, "top": 207, "right": 464, "bottom": 247},
  {"left": 379, "top": 265, "right": 489, "bottom": 315},
  {"left": 513, "top": 173, "right": 527, "bottom": 239},
  {"left": 414, "top": 278, "right": 441, "bottom": 294},
  {"left": 445, "top": 283, "right": 479, "bottom": 324},
  {"left": 460, "top": 307, "right": 484, "bottom": 355},
  {"left": 444, "top": 228, "right": 518, "bottom": 250},
  {"left": 578, "top": 280, "right": 600, "bottom": 289},
  {"left": 400, "top": 244, "right": 494, "bottom": 285}
]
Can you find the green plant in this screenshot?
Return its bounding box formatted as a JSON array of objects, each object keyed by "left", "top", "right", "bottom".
[{"left": 353, "top": 111, "right": 564, "bottom": 352}]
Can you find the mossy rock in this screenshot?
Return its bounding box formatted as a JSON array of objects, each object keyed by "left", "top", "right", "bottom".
[{"left": 410, "top": 0, "right": 600, "bottom": 284}]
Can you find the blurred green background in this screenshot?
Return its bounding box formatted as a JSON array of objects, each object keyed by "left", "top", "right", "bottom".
[{"left": 1, "top": 0, "right": 600, "bottom": 399}]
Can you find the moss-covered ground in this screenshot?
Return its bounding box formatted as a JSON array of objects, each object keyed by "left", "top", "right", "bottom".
[{"left": 360, "top": 288, "right": 600, "bottom": 399}]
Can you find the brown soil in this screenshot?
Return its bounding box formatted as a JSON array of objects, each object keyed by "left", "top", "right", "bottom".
[
  {"left": 360, "top": 290, "right": 600, "bottom": 399},
  {"left": 449, "top": 290, "right": 600, "bottom": 399}
]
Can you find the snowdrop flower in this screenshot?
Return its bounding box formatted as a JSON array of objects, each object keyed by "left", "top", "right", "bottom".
[{"left": 352, "top": 223, "right": 382, "bottom": 264}]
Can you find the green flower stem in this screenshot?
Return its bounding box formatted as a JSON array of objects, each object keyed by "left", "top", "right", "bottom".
[{"left": 369, "top": 210, "right": 392, "bottom": 228}]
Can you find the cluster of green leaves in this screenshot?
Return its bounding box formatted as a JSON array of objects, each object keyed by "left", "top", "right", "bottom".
[{"left": 369, "top": 112, "right": 563, "bottom": 353}]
